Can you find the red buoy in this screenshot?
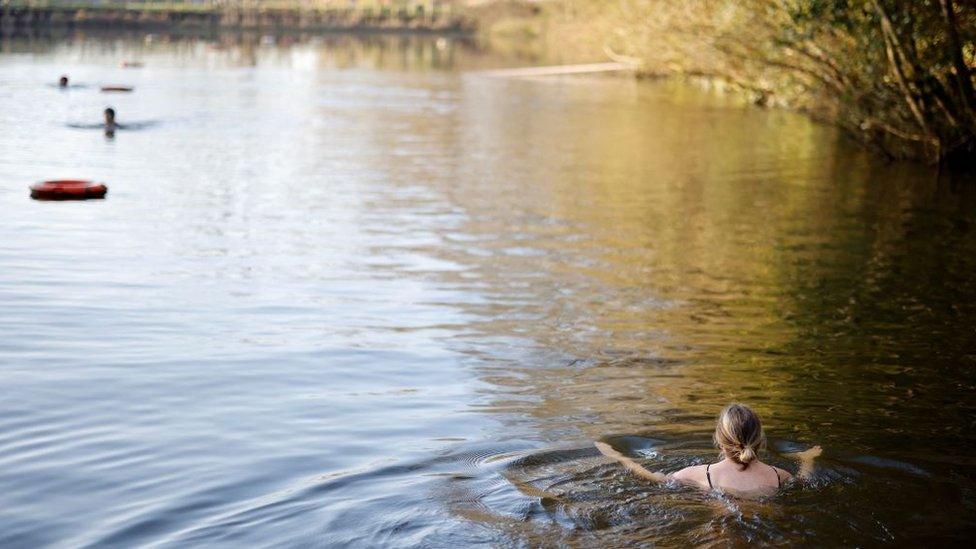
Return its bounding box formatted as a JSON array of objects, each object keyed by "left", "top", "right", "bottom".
[
  {"left": 30, "top": 180, "right": 108, "bottom": 201},
  {"left": 100, "top": 86, "right": 133, "bottom": 92}
]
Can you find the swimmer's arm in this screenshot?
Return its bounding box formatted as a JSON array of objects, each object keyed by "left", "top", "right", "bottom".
[
  {"left": 594, "top": 441, "right": 668, "bottom": 483},
  {"left": 784, "top": 445, "right": 822, "bottom": 480}
]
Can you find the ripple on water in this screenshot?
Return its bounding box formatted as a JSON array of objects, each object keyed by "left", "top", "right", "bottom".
[{"left": 417, "top": 435, "right": 955, "bottom": 546}]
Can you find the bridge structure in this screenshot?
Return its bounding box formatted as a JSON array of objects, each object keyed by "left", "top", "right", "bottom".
[{"left": 0, "top": 1, "right": 470, "bottom": 33}]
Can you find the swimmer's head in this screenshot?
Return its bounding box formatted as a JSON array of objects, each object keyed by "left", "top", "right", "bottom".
[
  {"left": 104, "top": 108, "right": 115, "bottom": 123},
  {"left": 59, "top": 75, "right": 69, "bottom": 87},
  {"left": 714, "top": 403, "right": 765, "bottom": 469}
]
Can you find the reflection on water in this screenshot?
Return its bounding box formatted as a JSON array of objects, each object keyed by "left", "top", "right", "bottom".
[
  {"left": 1, "top": 31, "right": 975, "bottom": 547},
  {"left": 1, "top": 29, "right": 506, "bottom": 72}
]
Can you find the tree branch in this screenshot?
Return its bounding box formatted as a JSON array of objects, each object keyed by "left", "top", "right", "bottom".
[
  {"left": 872, "top": 0, "right": 931, "bottom": 134},
  {"left": 939, "top": 0, "right": 976, "bottom": 120}
]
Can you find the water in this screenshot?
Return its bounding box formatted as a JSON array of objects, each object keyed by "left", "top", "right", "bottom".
[{"left": 1, "top": 31, "right": 975, "bottom": 547}]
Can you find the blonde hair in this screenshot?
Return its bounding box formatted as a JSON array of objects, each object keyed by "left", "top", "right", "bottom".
[{"left": 714, "top": 403, "right": 766, "bottom": 469}]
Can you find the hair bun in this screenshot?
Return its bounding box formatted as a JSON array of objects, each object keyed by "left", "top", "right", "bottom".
[{"left": 714, "top": 403, "right": 766, "bottom": 469}]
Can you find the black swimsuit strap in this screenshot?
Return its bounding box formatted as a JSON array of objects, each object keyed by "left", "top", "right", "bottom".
[
  {"left": 770, "top": 464, "right": 780, "bottom": 488},
  {"left": 706, "top": 463, "right": 713, "bottom": 489}
]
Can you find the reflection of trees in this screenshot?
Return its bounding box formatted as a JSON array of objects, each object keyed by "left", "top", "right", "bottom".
[
  {"left": 359, "top": 78, "right": 846, "bottom": 441},
  {"left": 769, "top": 160, "right": 976, "bottom": 449},
  {"left": 0, "top": 29, "right": 476, "bottom": 71},
  {"left": 380, "top": 75, "right": 976, "bottom": 451}
]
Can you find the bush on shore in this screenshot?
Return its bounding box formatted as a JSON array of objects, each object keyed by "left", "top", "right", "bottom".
[{"left": 539, "top": 0, "right": 975, "bottom": 166}]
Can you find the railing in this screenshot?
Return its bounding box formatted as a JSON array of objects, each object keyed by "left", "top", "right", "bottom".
[
  {"left": 0, "top": 0, "right": 467, "bottom": 31},
  {"left": 0, "top": 0, "right": 457, "bottom": 9},
  {"left": 0, "top": 1, "right": 463, "bottom": 23}
]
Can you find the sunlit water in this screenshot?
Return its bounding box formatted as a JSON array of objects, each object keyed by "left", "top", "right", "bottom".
[{"left": 1, "top": 32, "right": 975, "bottom": 547}]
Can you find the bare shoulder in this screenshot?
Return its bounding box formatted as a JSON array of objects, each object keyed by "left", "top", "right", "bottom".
[
  {"left": 773, "top": 465, "right": 794, "bottom": 482},
  {"left": 671, "top": 464, "right": 709, "bottom": 486}
]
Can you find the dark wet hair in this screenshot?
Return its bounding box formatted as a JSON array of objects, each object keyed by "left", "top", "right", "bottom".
[{"left": 104, "top": 108, "right": 115, "bottom": 117}]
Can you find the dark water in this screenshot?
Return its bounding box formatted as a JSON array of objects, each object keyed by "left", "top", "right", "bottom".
[{"left": 1, "top": 32, "right": 975, "bottom": 547}]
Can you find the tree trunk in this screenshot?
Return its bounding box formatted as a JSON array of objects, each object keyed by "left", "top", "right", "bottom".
[{"left": 939, "top": 0, "right": 975, "bottom": 121}]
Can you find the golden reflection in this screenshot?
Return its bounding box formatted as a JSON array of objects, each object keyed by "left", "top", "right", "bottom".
[{"left": 354, "top": 72, "right": 976, "bottom": 454}]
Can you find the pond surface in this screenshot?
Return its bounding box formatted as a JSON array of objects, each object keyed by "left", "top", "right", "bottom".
[{"left": 1, "top": 32, "right": 975, "bottom": 547}]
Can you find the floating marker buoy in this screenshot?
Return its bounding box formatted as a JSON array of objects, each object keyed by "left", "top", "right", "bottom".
[
  {"left": 101, "top": 86, "right": 133, "bottom": 92},
  {"left": 30, "top": 180, "right": 108, "bottom": 201}
]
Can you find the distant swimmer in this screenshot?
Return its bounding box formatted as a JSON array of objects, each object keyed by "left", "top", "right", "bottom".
[
  {"left": 59, "top": 75, "right": 69, "bottom": 88},
  {"left": 104, "top": 107, "right": 120, "bottom": 136},
  {"left": 66, "top": 109, "right": 155, "bottom": 134},
  {"left": 596, "top": 403, "right": 823, "bottom": 498}
]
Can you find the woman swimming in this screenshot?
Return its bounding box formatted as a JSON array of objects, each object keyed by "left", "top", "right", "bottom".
[{"left": 595, "top": 403, "right": 822, "bottom": 496}]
